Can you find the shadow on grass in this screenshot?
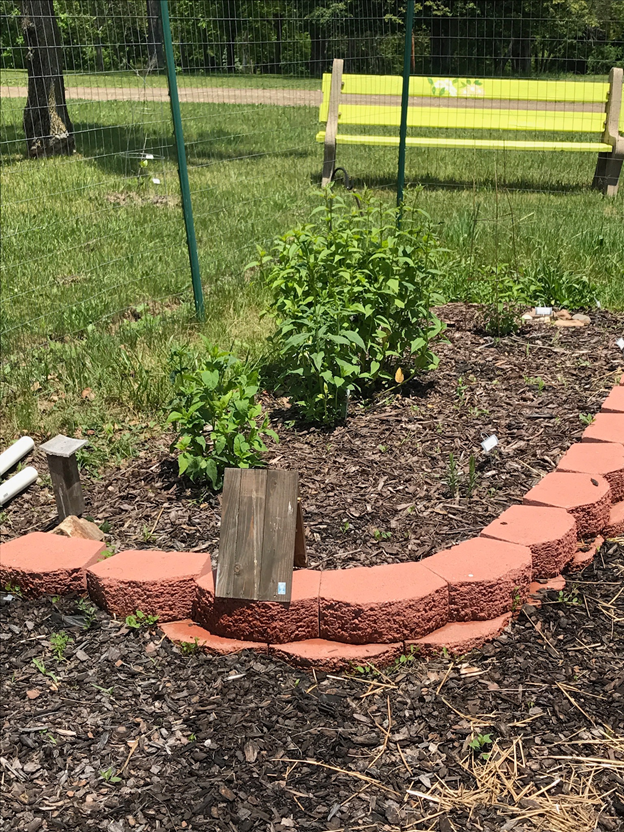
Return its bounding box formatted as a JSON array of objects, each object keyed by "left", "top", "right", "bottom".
[
  {"left": 3, "top": 119, "right": 312, "bottom": 175},
  {"left": 309, "top": 169, "right": 594, "bottom": 195}
]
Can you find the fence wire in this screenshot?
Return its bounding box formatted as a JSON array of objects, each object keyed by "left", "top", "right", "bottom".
[{"left": 1, "top": 0, "right": 623, "bottom": 380}]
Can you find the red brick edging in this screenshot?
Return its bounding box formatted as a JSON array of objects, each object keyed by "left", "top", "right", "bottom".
[{"left": 1, "top": 381, "right": 623, "bottom": 670}]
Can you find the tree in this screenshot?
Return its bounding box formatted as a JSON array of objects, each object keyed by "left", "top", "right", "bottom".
[
  {"left": 21, "top": 0, "right": 74, "bottom": 157},
  {"left": 146, "top": 0, "right": 164, "bottom": 71}
]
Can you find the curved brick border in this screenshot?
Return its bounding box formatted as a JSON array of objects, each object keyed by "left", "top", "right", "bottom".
[{"left": 1, "top": 379, "right": 623, "bottom": 669}]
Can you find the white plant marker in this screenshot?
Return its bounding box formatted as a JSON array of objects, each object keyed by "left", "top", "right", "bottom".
[
  {"left": 0, "top": 466, "right": 38, "bottom": 506},
  {"left": 481, "top": 435, "right": 498, "bottom": 453},
  {"left": 535, "top": 307, "right": 553, "bottom": 317},
  {"left": 0, "top": 436, "right": 34, "bottom": 477},
  {"left": 616, "top": 337, "right": 624, "bottom": 351},
  {"left": 151, "top": 178, "right": 161, "bottom": 184}
]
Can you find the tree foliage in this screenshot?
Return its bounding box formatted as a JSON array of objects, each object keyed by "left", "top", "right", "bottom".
[{"left": 1, "top": 0, "right": 622, "bottom": 77}]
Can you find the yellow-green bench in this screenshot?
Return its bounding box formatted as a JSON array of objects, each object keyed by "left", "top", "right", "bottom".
[{"left": 317, "top": 60, "right": 623, "bottom": 196}]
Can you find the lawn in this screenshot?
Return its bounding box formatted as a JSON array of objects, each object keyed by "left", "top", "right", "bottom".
[{"left": 1, "top": 88, "right": 623, "bottom": 446}]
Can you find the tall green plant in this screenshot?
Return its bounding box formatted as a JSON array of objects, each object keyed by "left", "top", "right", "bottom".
[
  {"left": 253, "top": 190, "right": 445, "bottom": 425},
  {"left": 167, "top": 341, "right": 277, "bottom": 490}
]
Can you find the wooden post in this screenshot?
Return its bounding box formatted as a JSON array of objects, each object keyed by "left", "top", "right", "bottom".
[
  {"left": 321, "top": 58, "right": 344, "bottom": 186},
  {"left": 40, "top": 435, "right": 88, "bottom": 521},
  {"left": 592, "top": 67, "right": 623, "bottom": 197},
  {"left": 216, "top": 469, "right": 304, "bottom": 603},
  {"left": 294, "top": 497, "right": 307, "bottom": 568}
]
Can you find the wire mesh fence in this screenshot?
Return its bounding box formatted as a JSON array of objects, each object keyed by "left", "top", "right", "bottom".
[{"left": 1, "top": 1, "right": 623, "bottom": 390}]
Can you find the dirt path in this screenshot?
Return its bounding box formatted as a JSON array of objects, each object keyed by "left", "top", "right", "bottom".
[
  {"left": 1, "top": 84, "right": 322, "bottom": 107},
  {"left": 1, "top": 85, "right": 603, "bottom": 111}
]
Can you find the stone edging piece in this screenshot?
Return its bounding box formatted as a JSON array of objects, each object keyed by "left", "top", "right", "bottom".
[{"left": 1, "top": 381, "right": 623, "bottom": 670}]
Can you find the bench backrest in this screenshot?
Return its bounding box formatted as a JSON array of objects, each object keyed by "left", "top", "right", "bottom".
[{"left": 320, "top": 71, "right": 624, "bottom": 134}]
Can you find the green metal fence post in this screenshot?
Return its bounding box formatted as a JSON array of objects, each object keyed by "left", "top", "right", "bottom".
[
  {"left": 159, "top": 0, "right": 205, "bottom": 320},
  {"left": 397, "top": 0, "right": 415, "bottom": 223}
]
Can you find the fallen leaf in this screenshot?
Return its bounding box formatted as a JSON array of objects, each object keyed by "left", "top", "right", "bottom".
[
  {"left": 81, "top": 388, "right": 95, "bottom": 400},
  {"left": 26, "top": 689, "right": 41, "bottom": 700},
  {"left": 395, "top": 367, "right": 404, "bottom": 383}
]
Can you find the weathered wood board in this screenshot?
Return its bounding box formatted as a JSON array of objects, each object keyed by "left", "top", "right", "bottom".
[{"left": 215, "top": 468, "right": 304, "bottom": 602}]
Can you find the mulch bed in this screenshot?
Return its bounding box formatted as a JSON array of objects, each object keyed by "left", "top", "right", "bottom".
[
  {"left": 1, "top": 543, "right": 623, "bottom": 832},
  {"left": 3, "top": 304, "right": 623, "bottom": 570}
]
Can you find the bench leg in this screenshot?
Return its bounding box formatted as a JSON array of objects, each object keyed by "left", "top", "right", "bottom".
[
  {"left": 321, "top": 58, "right": 343, "bottom": 187},
  {"left": 592, "top": 151, "right": 623, "bottom": 197},
  {"left": 321, "top": 135, "right": 337, "bottom": 187}
]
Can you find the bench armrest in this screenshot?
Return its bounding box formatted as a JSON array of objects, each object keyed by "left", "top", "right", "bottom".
[{"left": 604, "top": 67, "right": 624, "bottom": 157}]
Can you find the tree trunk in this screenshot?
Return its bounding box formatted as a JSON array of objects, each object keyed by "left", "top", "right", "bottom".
[
  {"left": 273, "top": 14, "right": 283, "bottom": 74},
  {"left": 21, "top": 0, "right": 74, "bottom": 158},
  {"left": 146, "top": 0, "right": 164, "bottom": 72},
  {"left": 430, "top": 16, "right": 452, "bottom": 75}
]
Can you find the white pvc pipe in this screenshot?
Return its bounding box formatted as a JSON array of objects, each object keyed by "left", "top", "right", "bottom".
[
  {"left": 0, "top": 436, "right": 35, "bottom": 477},
  {"left": 0, "top": 466, "right": 38, "bottom": 506}
]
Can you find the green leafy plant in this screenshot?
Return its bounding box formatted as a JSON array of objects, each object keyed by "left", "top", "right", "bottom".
[
  {"left": 446, "top": 452, "right": 459, "bottom": 496},
  {"left": 100, "top": 767, "right": 121, "bottom": 784},
  {"left": 168, "top": 341, "right": 278, "bottom": 489},
  {"left": 76, "top": 597, "right": 98, "bottom": 629},
  {"left": 125, "top": 610, "right": 159, "bottom": 629},
  {"left": 373, "top": 528, "right": 392, "bottom": 541},
  {"left": 180, "top": 638, "right": 200, "bottom": 656},
  {"left": 557, "top": 589, "right": 581, "bottom": 606},
  {"left": 98, "top": 547, "right": 115, "bottom": 561},
  {"left": 511, "top": 587, "right": 523, "bottom": 613},
  {"left": 395, "top": 644, "right": 420, "bottom": 670},
  {"left": 469, "top": 732, "right": 493, "bottom": 759},
  {"left": 525, "top": 376, "right": 545, "bottom": 394},
  {"left": 32, "top": 658, "right": 59, "bottom": 684},
  {"left": 579, "top": 413, "right": 594, "bottom": 426},
  {"left": 4, "top": 582, "right": 23, "bottom": 597},
  {"left": 456, "top": 376, "right": 467, "bottom": 401},
  {"left": 254, "top": 189, "right": 445, "bottom": 425},
  {"left": 481, "top": 301, "right": 521, "bottom": 337},
  {"left": 50, "top": 631, "right": 72, "bottom": 661}
]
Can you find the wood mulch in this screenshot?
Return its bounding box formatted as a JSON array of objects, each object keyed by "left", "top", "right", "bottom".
[
  {"left": 1, "top": 543, "right": 622, "bottom": 831},
  {"left": 2, "top": 304, "right": 623, "bottom": 571}
]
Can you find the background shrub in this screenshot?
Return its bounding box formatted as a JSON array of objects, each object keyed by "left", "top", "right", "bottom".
[{"left": 254, "top": 190, "right": 445, "bottom": 425}]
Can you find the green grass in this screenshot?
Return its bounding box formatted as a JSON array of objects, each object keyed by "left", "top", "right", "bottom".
[
  {"left": 1, "top": 91, "right": 623, "bottom": 450},
  {"left": 0, "top": 67, "right": 321, "bottom": 90}
]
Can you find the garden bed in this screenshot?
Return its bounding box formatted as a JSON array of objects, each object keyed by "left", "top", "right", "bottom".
[
  {"left": 2, "top": 304, "right": 623, "bottom": 571},
  {"left": 1, "top": 543, "right": 622, "bottom": 831}
]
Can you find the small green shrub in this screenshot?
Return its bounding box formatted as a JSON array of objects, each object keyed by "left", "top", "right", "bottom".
[
  {"left": 168, "top": 341, "right": 278, "bottom": 490},
  {"left": 480, "top": 301, "right": 521, "bottom": 337},
  {"left": 254, "top": 190, "right": 445, "bottom": 425}
]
